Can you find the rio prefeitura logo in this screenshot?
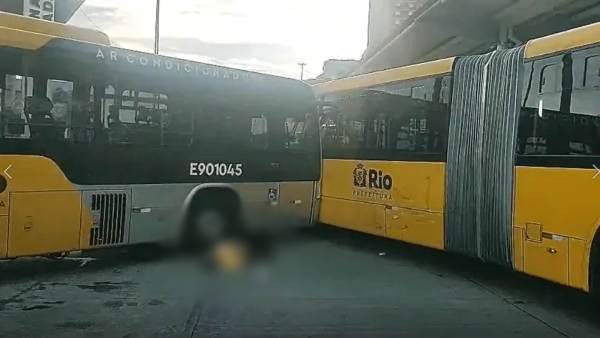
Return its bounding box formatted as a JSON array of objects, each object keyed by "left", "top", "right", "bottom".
[{"left": 352, "top": 163, "right": 393, "bottom": 200}]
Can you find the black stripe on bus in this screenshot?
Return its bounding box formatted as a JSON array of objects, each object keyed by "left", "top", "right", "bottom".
[
  {"left": 0, "top": 139, "right": 321, "bottom": 185},
  {"left": 515, "top": 155, "right": 600, "bottom": 170},
  {"left": 323, "top": 150, "right": 446, "bottom": 163}
]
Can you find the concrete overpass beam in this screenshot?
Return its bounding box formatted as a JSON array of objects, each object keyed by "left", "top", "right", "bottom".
[
  {"left": 418, "top": 16, "right": 497, "bottom": 43},
  {"left": 495, "top": 0, "right": 575, "bottom": 27}
]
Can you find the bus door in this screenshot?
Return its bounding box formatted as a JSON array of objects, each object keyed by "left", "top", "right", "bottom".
[{"left": 273, "top": 103, "right": 321, "bottom": 228}]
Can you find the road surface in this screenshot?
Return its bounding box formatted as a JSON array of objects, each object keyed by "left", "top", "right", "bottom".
[{"left": 1, "top": 227, "right": 599, "bottom": 338}]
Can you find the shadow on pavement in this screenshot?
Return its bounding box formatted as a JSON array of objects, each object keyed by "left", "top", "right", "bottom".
[
  {"left": 303, "top": 224, "right": 600, "bottom": 329},
  {"left": 0, "top": 244, "right": 166, "bottom": 284}
]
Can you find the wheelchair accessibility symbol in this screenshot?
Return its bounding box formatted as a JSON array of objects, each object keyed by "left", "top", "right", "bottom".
[{"left": 268, "top": 188, "right": 278, "bottom": 202}]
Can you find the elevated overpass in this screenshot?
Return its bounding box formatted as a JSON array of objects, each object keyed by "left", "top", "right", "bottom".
[{"left": 352, "top": 0, "right": 600, "bottom": 75}]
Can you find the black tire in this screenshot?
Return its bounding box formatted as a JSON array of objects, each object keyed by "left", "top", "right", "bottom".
[{"left": 183, "top": 198, "right": 238, "bottom": 253}]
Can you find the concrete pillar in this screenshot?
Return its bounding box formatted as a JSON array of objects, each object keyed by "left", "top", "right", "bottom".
[{"left": 497, "top": 24, "right": 522, "bottom": 51}]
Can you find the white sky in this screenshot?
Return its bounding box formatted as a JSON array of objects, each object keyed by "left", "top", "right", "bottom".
[{"left": 69, "top": 0, "right": 369, "bottom": 79}]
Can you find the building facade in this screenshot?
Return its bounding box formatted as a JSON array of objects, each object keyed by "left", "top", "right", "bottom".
[
  {"left": 0, "top": 0, "right": 84, "bottom": 23},
  {"left": 305, "top": 59, "right": 361, "bottom": 83},
  {"left": 366, "top": 0, "right": 427, "bottom": 53},
  {"left": 320, "top": 59, "right": 360, "bottom": 80}
]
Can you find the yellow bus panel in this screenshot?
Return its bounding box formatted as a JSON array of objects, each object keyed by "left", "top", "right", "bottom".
[
  {"left": 569, "top": 238, "right": 588, "bottom": 291},
  {"left": 320, "top": 159, "right": 446, "bottom": 250},
  {"left": 0, "top": 26, "right": 58, "bottom": 51},
  {"left": 312, "top": 57, "right": 455, "bottom": 96},
  {"left": 0, "top": 11, "right": 110, "bottom": 45},
  {"left": 8, "top": 191, "right": 81, "bottom": 257},
  {"left": 388, "top": 207, "right": 444, "bottom": 250},
  {"left": 0, "top": 155, "right": 93, "bottom": 258},
  {"left": 524, "top": 21, "right": 600, "bottom": 59},
  {"left": 514, "top": 166, "right": 600, "bottom": 289},
  {"left": 319, "top": 197, "right": 386, "bottom": 237},
  {"left": 513, "top": 227, "right": 524, "bottom": 272},
  {"left": 321, "top": 159, "right": 445, "bottom": 211},
  {"left": 0, "top": 216, "right": 7, "bottom": 258},
  {"left": 0, "top": 183, "right": 7, "bottom": 217},
  {"left": 522, "top": 233, "right": 569, "bottom": 286}
]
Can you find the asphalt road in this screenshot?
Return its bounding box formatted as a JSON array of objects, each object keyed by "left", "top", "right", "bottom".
[{"left": 1, "top": 226, "right": 599, "bottom": 338}]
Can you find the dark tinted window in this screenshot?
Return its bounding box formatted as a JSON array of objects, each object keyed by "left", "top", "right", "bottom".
[
  {"left": 321, "top": 75, "right": 450, "bottom": 161},
  {"left": 190, "top": 99, "right": 316, "bottom": 153},
  {"left": 517, "top": 47, "right": 600, "bottom": 165},
  {"left": 0, "top": 74, "right": 80, "bottom": 141},
  {"left": 1, "top": 64, "right": 316, "bottom": 154}
]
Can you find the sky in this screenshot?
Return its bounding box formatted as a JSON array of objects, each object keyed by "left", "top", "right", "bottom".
[{"left": 68, "top": 0, "right": 370, "bottom": 79}]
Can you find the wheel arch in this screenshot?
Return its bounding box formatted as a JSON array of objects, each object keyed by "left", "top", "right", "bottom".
[
  {"left": 583, "top": 218, "right": 600, "bottom": 293},
  {"left": 176, "top": 183, "right": 243, "bottom": 234},
  {"left": 585, "top": 220, "right": 600, "bottom": 293}
]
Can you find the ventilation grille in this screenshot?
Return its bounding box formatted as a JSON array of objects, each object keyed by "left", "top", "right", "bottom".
[{"left": 90, "top": 193, "right": 127, "bottom": 247}]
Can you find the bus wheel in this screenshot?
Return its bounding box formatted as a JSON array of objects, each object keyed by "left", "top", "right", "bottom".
[
  {"left": 192, "top": 204, "right": 228, "bottom": 244},
  {"left": 183, "top": 189, "right": 241, "bottom": 253}
]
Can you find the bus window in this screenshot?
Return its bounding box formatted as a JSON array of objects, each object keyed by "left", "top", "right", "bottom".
[
  {"left": 98, "top": 84, "right": 169, "bottom": 146},
  {"left": 69, "top": 83, "right": 94, "bottom": 143},
  {"left": 163, "top": 99, "right": 193, "bottom": 147},
  {"left": 367, "top": 78, "right": 447, "bottom": 156},
  {"left": 48, "top": 80, "right": 73, "bottom": 124},
  {"left": 1, "top": 75, "right": 30, "bottom": 139},
  {"left": 250, "top": 116, "right": 268, "bottom": 149},
  {"left": 0, "top": 74, "right": 87, "bottom": 142},
  {"left": 517, "top": 50, "right": 600, "bottom": 157}
]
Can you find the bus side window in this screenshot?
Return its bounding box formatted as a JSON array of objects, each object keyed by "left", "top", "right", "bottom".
[
  {"left": 69, "top": 83, "right": 94, "bottom": 143},
  {"left": 163, "top": 99, "right": 194, "bottom": 147},
  {"left": 1, "top": 75, "right": 30, "bottom": 138},
  {"left": 250, "top": 116, "right": 268, "bottom": 149},
  {"left": 321, "top": 94, "right": 367, "bottom": 158},
  {"left": 518, "top": 49, "right": 600, "bottom": 158},
  {"left": 191, "top": 100, "right": 251, "bottom": 149},
  {"left": 319, "top": 103, "right": 338, "bottom": 149},
  {"left": 47, "top": 79, "right": 73, "bottom": 124},
  {"left": 518, "top": 54, "right": 567, "bottom": 156},
  {"left": 571, "top": 47, "right": 600, "bottom": 155},
  {"left": 373, "top": 77, "right": 445, "bottom": 156},
  {"left": 98, "top": 84, "right": 168, "bottom": 146},
  {"left": 265, "top": 113, "right": 287, "bottom": 151}
]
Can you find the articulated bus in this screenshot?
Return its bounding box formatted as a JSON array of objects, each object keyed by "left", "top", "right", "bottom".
[
  {"left": 313, "top": 21, "right": 600, "bottom": 293},
  {"left": 0, "top": 13, "right": 321, "bottom": 259}
]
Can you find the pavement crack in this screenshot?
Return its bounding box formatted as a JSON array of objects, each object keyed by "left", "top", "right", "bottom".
[{"left": 181, "top": 300, "right": 207, "bottom": 338}]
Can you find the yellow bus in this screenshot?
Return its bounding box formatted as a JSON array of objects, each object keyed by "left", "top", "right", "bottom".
[
  {"left": 314, "top": 21, "right": 600, "bottom": 294},
  {"left": 0, "top": 13, "right": 321, "bottom": 259}
]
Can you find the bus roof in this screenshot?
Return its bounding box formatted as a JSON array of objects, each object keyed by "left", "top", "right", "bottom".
[
  {"left": 525, "top": 21, "right": 600, "bottom": 59},
  {"left": 0, "top": 11, "right": 111, "bottom": 48},
  {"left": 12, "top": 37, "right": 314, "bottom": 107},
  {"left": 311, "top": 57, "right": 455, "bottom": 96},
  {"left": 88, "top": 45, "right": 314, "bottom": 102}
]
